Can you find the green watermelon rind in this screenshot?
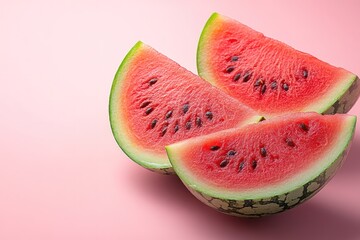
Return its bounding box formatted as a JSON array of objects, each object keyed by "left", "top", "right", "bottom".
[
  {"left": 322, "top": 76, "right": 360, "bottom": 114},
  {"left": 196, "top": 12, "right": 219, "bottom": 86},
  {"left": 166, "top": 115, "right": 356, "bottom": 217},
  {"left": 109, "top": 41, "right": 174, "bottom": 172},
  {"left": 196, "top": 13, "right": 360, "bottom": 117}
]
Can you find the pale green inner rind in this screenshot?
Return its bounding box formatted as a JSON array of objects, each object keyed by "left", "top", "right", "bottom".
[
  {"left": 167, "top": 116, "right": 356, "bottom": 200},
  {"left": 303, "top": 73, "right": 358, "bottom": 114},
  {"left": 109, "top": 41, "right": 171, "bottom": 170},
  {"left": 196, "top": 12, "right": 220, "bottom": 85},
  {"left": 237, "top": 115, "right": 264, "bottom": 128}
]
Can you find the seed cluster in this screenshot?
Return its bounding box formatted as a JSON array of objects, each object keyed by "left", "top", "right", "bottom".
[
  {"left": 209, "top": 144, "right": 265, "bottom": 171},
  {"left": 140, "top": 92, "right": 217, "bottom": 137},
  {"left": 225, "top": 55, "right": 309, "bottom": 96},
  {"left": 209, "top": 122, "right": 311, "bottom": 172}
]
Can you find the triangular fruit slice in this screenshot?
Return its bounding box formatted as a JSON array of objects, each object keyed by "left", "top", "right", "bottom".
[
  {"left": 109, "top": 41, "right": 262, "bottom": 174},
  {"left": 166, "top": 113, "right": 356, "bottom": 216},
  {"left": 197, "top": 13, "right": 360, "bottom": 118}
]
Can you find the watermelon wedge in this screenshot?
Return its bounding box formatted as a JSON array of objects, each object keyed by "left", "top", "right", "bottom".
[
  {"left": 197, "top": 13, "right": 360, "bottom": 118},
  {"left": 109, "top": 42, "right": 262, "bottom": 174},
  {"left": 166, "top": 113, "right": 356, "bottom": 217}
]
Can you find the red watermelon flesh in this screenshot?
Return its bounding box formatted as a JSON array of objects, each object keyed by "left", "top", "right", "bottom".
[
  {"left": 166, "top": 113, "right": 356, "bottom": 216},
  {"left": 167, "top": 113, "right": 355, "bottom": 192},
  {"left": 197, "top": 13, "right": 360, "bottom": 117},
  {"left": 166, "top": 113, "right": 356, "bottom": 217},
  {"left": 109, "top": 42, "right": 262, "bottom": 173}
]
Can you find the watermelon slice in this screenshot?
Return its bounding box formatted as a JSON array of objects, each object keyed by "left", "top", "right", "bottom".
[
  {"left": 166, "top": 113, "right": 356, "bottom": 217},
  {"left": 197, "top": 13, "right": 360, "bottom": 118},
  {"left": 109, "top": 42, "right": 262, "bottom": 174}
]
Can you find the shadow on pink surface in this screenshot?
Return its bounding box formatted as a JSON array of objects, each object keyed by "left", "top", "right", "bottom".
[
  {"left": 338, "top": 135, "right": 360, "bottom": 177},
  {"left": 126, "top": 136, "right": 360, "bottom": 240}
]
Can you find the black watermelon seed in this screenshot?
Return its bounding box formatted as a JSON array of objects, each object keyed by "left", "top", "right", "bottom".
[
  {"left": 254, "top": 79, "right": 264, "bottom": 87},
  {"left": 231, "top": 56, "right": 239, "bottom": 62},
  {"left": 145, "top": 107, "right": 154, "bottom": 115},
  {"left": 239, "top": 161, "right": 245, "bottom": 171},
  {"left": 165, "top": 110, "right": 173, "bottom": 119},
  {"left": 174, "top": 124, "right": 179, "bottom": 133},
  {"left": 205, "top": 111, "right": 213, "bottom": 120},
  {"left": 140, "top": 101, "right": 151, "bottom": 108},
  {"left": 185, "top": 121, "right": 191, "bottom": 130},
  {"left": 196, "top": 116, "right": 202, "bottom": 127},
  {"left": 150, "top": 119, "right": 157, "bottom": 129},
  {"left": 233, "top": 73, "right": 241, "bottom": 82},
  {"left": 183, "top": 103, "right": 189, "bottom": 114},
  {"left": 261, "top": 84, "right": 267, "bottom": 95},
  {"left": 160, "top": 126, "right": 167, "bottom": 137},
  {"left": 226, "top": 66, "right": 235, "bottom": 73},
  {"left": 260, "top": 147, "right": 267, "bottom": 157},
  {"left": 220, "top": 159, "right": 229, "bottom": 168},
  {"left": 282, "top": 83, "right": 289, "bottom": 91},
  {"left": 149, "top": 78, "right": 158, "bottom": 86},
  {"left": 251, "top": 160, "right": 258, "bottom": 170},
  {"left": 227, "top": 150, "right": 236, "bottom": 156},
  {"left": 210, "top": 146, "right": 220, "bottom": 151},
  {"left": 300, "top": 123, "right": 309, "bottom": 132},
  {"left": 286, "top": 138, "right": 295, "bottom": 147},
  {"left": 270, "top": 81, "right": 278, "bottom": 90},
  {"left": 302, "top": 69, "right": 308, "bottom": 79},
  {"left": 243, "top": 71, "right": 252, "bottom": 82}
]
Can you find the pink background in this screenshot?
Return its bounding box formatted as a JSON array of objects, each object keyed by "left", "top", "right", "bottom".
[{"left": 1, "top": 0, "right": 360, "bottom": 239}]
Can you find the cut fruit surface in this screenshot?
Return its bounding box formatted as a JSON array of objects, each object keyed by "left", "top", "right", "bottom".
[
  {"left": 109, "top": 41, "right": 262, "bottom": 173},
  {"left": 166, "top": 113, "right": 356, "bottom": 216},
  {"left": 197, "top": 13, "right": 360, "bottom": 118}
]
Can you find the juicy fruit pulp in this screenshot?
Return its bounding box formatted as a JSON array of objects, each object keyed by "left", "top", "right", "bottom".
[
  {"left": 166, "top": 113, "right": 356, "bottom": 216},
  {"left": 109, "top": 41, "right": 262, "bottom": 173},
  {"left": 197, "top": 13, "right": 360, "bottom": 117}
]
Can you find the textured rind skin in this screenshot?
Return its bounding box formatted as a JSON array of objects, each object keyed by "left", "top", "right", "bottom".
[
  {"left": 148, "top": 167, "right": 175, "bottom": 175},
  {"left": 185, "top": 145, "right": 350, "bottom": 217},
  {"left": 323, "top": 76, "right": 360, "bottom": 114}
]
